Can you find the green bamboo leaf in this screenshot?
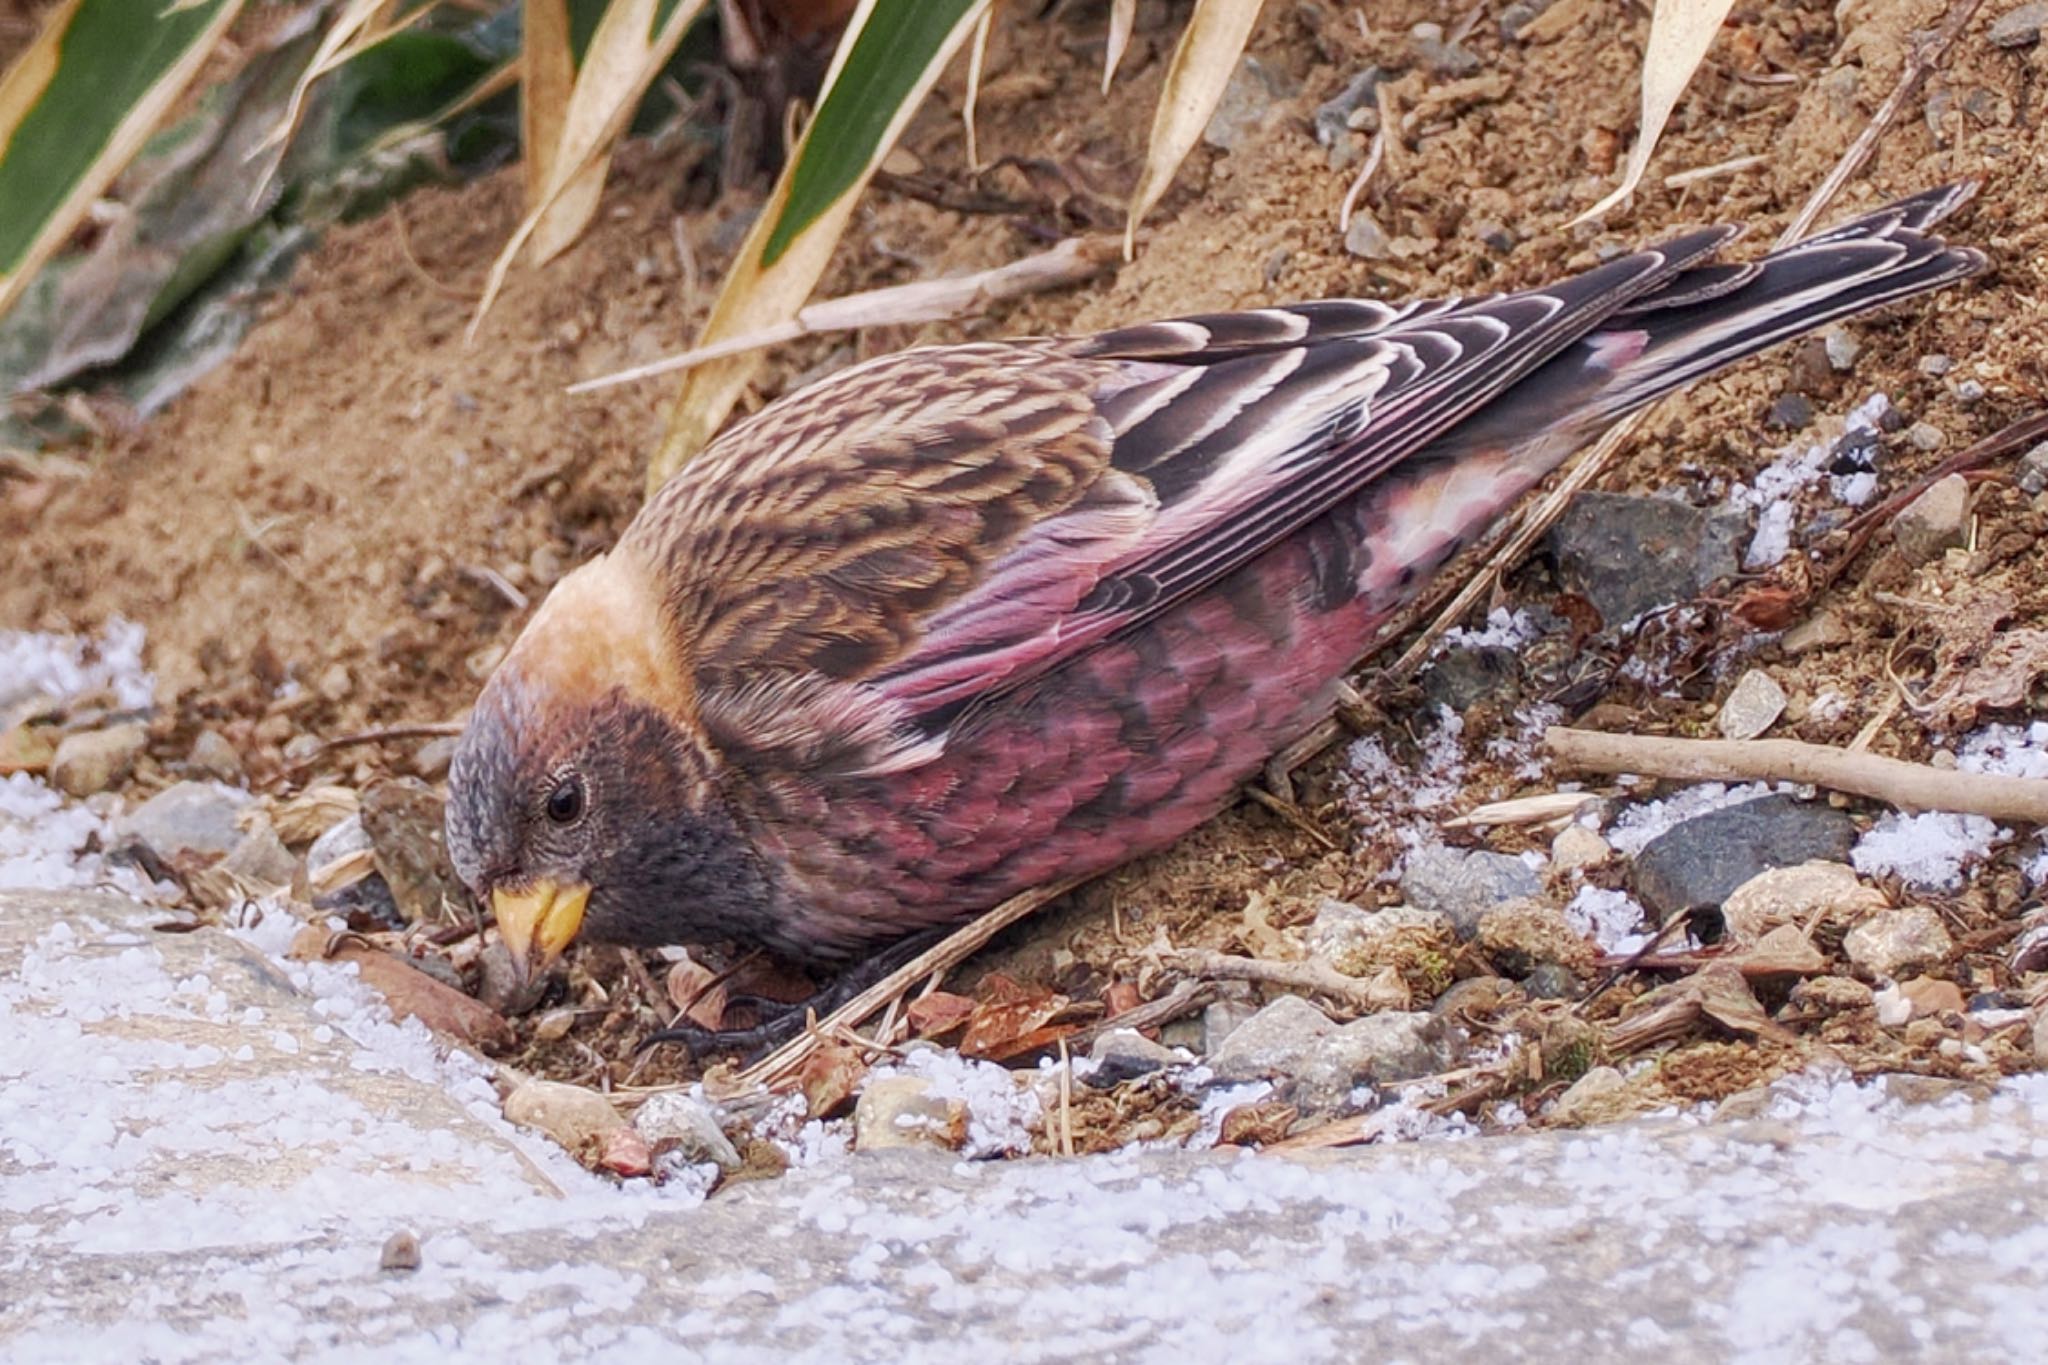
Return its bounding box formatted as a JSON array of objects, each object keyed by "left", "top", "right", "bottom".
[
  {"left": 0, "top": 0, "right": 244, "bottom": 321},
  {"left": 760, "top": 0, "right": 983, "bottom": 266}
]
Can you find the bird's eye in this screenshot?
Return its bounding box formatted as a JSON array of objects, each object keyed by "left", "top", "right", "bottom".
[{"left": 544, "top": 774, "right": 586, "bottom": 826}]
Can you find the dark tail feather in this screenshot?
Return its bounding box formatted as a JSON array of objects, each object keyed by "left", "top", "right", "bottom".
[{"left": 1587, "top": 181, "right": 1986, "bottom": 420}]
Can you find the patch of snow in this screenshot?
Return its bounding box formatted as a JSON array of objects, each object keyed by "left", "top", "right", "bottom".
[
  {"left": 1603, "top": 781, "right": 1789, "bottom": 856},
  {"left": 1564, "top": 885, "right": 1651, "bottom": 955},
  {"left": 1435, "top": 607, "right": 1541, "bottom": 654},
  {"left": 1852, "top": 812, "right": 2001, "bottom": 891},
  {"left": 0, "top": 773, "right": 174, "bottom": 900},
  {"left": 1341, "top": 706, "right": 1467, "bottom": 867},
  {"left": 1726, "top": 393, "right": 1890, "bottom": 567},
  {"left": 1485, "top": 702, "right": 1563, "bottom": 782},
  {"left": 0, "top": 618, "right": 154, "bottom": 711},
  {"left": 874, "top": 1048, "right": 1042, "bottom": 1158}
]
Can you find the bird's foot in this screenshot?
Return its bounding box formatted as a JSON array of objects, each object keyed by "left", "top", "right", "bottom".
[{"left": 639, "top": 928, "right": 950, "bottom": 1064}]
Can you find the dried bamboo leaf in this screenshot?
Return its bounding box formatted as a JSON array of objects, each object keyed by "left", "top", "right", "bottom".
[
  {"left": 1122, "top": 0, "right": 1265, "bottom": 259},
  {"left": 521, "top": 0, "right": 577, "bottom": 208},
  {"left": 1573, "top": 0, "right": 1737, "bottom": 224},
  {"left": 1103, "top": 0, "right": 1135, "bottom": 94},
  {"left": 646, "top": 0, "right": 994, "bottom": 489}
]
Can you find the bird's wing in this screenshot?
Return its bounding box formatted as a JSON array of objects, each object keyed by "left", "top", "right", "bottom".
[{"left": 646, "top": 230, "right": 1733, "bottom": 773}]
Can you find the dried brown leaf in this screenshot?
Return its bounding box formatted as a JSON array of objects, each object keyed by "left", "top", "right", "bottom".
[
  {"left": 1123, "top": 0, "right": 1265, "bottom": 258},
  {"left": 1574, "top": 0, "right": 1738, "bottom": 223},
  {"left": 906, "top": 990, "right": 978, "bottom": 1038},
  {"left": 797, "top": 1040, "right": 869, "bottom": 1119}
]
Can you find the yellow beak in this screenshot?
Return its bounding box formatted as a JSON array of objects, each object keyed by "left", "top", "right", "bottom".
[{"left": 491, "top": 879, "right": 589, "bottom": 986}]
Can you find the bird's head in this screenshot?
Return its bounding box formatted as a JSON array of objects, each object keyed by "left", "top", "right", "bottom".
[{"left": 444, "top": 552, "right": 764, "bottom": 987}]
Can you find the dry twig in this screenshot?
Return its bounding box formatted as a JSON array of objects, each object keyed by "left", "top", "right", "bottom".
[
  {"left": 569, "top": 237, "right": 1120, "bottom": 393},
  {"left": 1546, "top": 727, "right": 2048, "bottom": 825},
  {"left": 1161, "top": 947, "right": 1400, "bottom": 1015}
]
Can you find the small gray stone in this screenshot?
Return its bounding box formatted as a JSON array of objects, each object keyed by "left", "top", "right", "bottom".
[
  {"left": 1917, "top": 354, "right": 1954, "bottom": 377},
  {"left": 186, "top": 729, "right": 243, "bottom": 783},
  {"left": 412, "top": 736, "right": 458, "bottom": 781},
  {"left": 1904, "top": 421, "right": 1946, "bottom": 453},
  {"left": 379, "top": 1230, "right": 422, "bottom": 1273},
  {"left": 308, "top": 813, "right": 373, "bottom": 874},
  {"left": 1843, "top": 907, "right": 1955, "bottom": 980},
  {"left": 853, "top": 1077, "right": 965, "bottom": 1152},
  {"left": 1891, "top": 473, "right": 1970, "bottom": 564},
  {"left": 1767, "top": 393, "right": 1814, "bottom": 431},
  {"left": 1344, "top": 212, "right": 1392, "bottom": 260},
  {"left": 1414, "top": 34, "right": 1480, "bottom": 77},
  {"left": 1087, "top": 1028, "right": 1182, "bottom": 1087},
  {"left": 1400, "top": 845, "right": 1542, "bottom": 940},
  {"left": 1208, "top": 994, "right": 1336, "bottom": 1082},
  {"left": 2019, "top": 442, "right": 2048, "bottom": 497},
  {"left": 1954, "top": 378, "right": 1985, "bottom": 404},
  {"left": 1295, "top": 1012, "right": 1466, "bottom": 1110},
  {"left": 1422, "top": 644, "right": 1522, "bottom": 712},
  {"left": 477, "top": 940, "right": 548, "bottom": 1014},
  {"left": 1631, "top": 795, "right": 1857, "bottom": 923},
  {"left": 1990, "top": 1, "right": 2047, "bottom": 46},
  {"left": 1549, "top": 492, "right": 1745, "bottom": 626},
  {"left": 49, "top": 723, "right": 149, "bottom": 797},
  {"left": 1203, "top": 57, "right": 1298, "bottom": 152},
  {"left": 1499, "top": 0, "right": 1553, "bottom": 40},
  {"left": 1471, "top": 220, "right": 1514, "bottom": 254},
  {"left": 633, "top": 1092, "right": 743, "bottom": 1170},
  {"left": 1314, "top": 67, "right": 1383, "bottom": 148},
  {"left": 1716, "top": 669, "right": 1787, "bottom": 741},
  {"left": 1200, "top": 998, "right": 1258, "bottom": 1055},
  {"left": 115, "top": 780, "right": 246, "bottom": 863},
  {"left": 1520, "top": 963, "right": 1582, "bottom": 1000},
  {"left": 215, "top": 825, "right": 299, "bottom": 896},
  {"left": 1822, "top": 327, "right": 1862, "bottom": 372}
]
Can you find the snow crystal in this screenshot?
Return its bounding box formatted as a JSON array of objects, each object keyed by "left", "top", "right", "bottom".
[
  {"left": 873, "top": 1047, "right": 1042, "bottom": 1158},
  {"left": 1564, "top": 885, "right": 1651, "bottom": 955},
  {"left": 1727, "top": 393, "right": 1890, "bottom": 568},
  {"left": 1852, "top": 812, "right": 2001, "bottom": 891},
  {"left": 1603, "top": 781, "right": 1789, "bottom": 856},
  {"left": 1342, "top": 706, "right": 1467, "bottom": 864},
  {"left": 0, "top": 618, "right": 154, "bottom": 710},
  {"left": 0, "top": 772, "right": 173, "bottom": 900},
  {"left": 1435, "top": 607, "right": 1541, "bottom": 654}
]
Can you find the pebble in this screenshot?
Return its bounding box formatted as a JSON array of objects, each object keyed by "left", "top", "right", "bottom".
[
  {"left": 1822, "top": 327, "right": 1862, "bottom": 371},
  {"left": 1548, "top": 492, "right": 1745, "bottom": 626},
  {"left": 1279, "top": 1012, "right": 1467, "bottom": 1113},
  {"left": 1990, "top": 1, "right": 2047, "bottom": 46},
  {"left": 1421, "top": 644, "right": 1522, "bottom": 712},
  {"left": 379, "top": 1231, "right": 422, "bottom": 1274},
  {"left": 1313, "top": 67, "right": 1383, "bottom": 150},
  {"left": 1414, "top": 32, "right": 1480, "bottom": 77},
  {"left": 1843, "top": 907, "right": 1955, "bottom": 980},
  {"left": 2017, "top": 441, "right": 2048, "bottom": 496},
  {"left": 632, "top": 1092, "right": 743, "bottom": 1170},
  {"left": 1954, "top": 378, "right": 1985, "bottom": 404},
  {"left": 1766, "top": 393, "right": 1814, "bottom": 431},
  {"left": 115, "top": 780, "right": 246, "bottom": 863},
  {"left": 1519, "top": 963, "right": 1582, "bottom": 1000},
  {"left": 1715, "top": 668, "right": 1787, "bottom": 741},
  {"left": 503, "top": 1079, "right": 628, "bottom": 1155},
  {"left": 477, "top": 941, "right": 548, "bottom": 1014},
  {"left": 1917, "top": 354, "right": 1954, "bottom": 378},
  {"left": 1344, "top": 211, "right": 1393, "bottom": 260},
  {"left": 1202, "top": 57, "right": 1298, "bottom": 152},
  {"left": 1789, "top": 975, "right": 1875, "bottom": 1014},
  {"left": 1548, "top": 1066, "right": 1635, "bottom": 1127},
  {"left": 1549, "top": 824, "right": 1612, "bottom": 873},
  {"left": 1898, "top": 976, "right": 1965, "bottom": 1020},
  {"left": 1087, "top": 1028, "right": 1182, "bottom": 1087},
  {"left": 48, "top": 723, "right": 149, "bottom": 797},
  {"left": 1782, "top": 610, "right": 1851, "bottom": 655},
  {"left": 1477, "top": 898, "right": 1594, "bottom": 975},
  {"left": 186, "top": 729, "right": 244, "bottom": 782},
  {"left": 1209, "top": 994, "right": 1334, "bottom": 1082},
  {"left": 1890, "top": 473, "right": 1970, "bottom": 564},
  {"left": 1307, "top": 900, "right": 1457, "bottom": 996},
  {"left": 1904, "top": 421, "right": 1946, "bottom": 453},
  {"left": 853, "top": 1077, "right": 968, "bottom": 1152},
  {"left": 1720, "top": 861, "right": 1886, "bottom": 943},
  {"left": 411, "top": 736, "right": 458, "bottom": 781},
  {"left": 1200, "top": 997, "right": 1257, "bottom": 1055},
  {"left": 1399, "top": 845, "right": 1542, "bottom": 940},
  {"left": 1630, "top": 795, "right": 1857, "bottom": 923},
  {"left": 1499, "top": 0, "right": 1553, "bottom": 41},
  {"left": 360, "top": 778, "right": 466, "bottom": 924}
]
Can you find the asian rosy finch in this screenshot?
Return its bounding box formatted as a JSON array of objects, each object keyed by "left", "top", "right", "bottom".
[{"left": 447, "top": 185, "right": 1983, "bottom": 990}]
